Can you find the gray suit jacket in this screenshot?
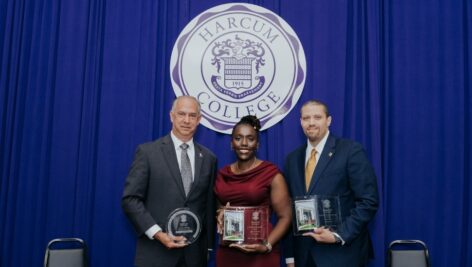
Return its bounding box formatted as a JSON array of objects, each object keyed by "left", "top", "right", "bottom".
[{"left": 122, "top": 135, "right": 217, "bottom": 267}]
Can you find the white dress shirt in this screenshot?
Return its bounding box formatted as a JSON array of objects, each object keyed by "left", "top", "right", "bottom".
[{"left": 305, "top": 130, "right": 330, "bottom": 167}]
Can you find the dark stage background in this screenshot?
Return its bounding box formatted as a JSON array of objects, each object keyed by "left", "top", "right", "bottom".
[{"left": 1, "top": 0, "right": 471, "bottom": 266}]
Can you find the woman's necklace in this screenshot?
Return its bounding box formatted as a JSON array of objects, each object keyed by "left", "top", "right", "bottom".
[{"left": 234, "top": 157, "right": 258, "bottom": 173}]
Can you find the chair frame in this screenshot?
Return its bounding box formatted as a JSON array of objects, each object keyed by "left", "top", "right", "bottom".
[
  {"left": 44, "top": 238, "right": 88, "bottom": 267},
  {"left": 388, "top": 239, "right": 431, "bottom": 267}
]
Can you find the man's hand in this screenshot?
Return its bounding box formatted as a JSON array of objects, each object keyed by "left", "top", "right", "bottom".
[
  {"left": 302, "top": 227, "right": 336, "bottom": 243},
  {"left": 154, "top": 231, "right": 188, "bottom": 249}
]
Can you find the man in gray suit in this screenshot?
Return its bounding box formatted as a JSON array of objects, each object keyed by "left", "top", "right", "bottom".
[{"left": 122, "top": 96, "right": 217, "bottom": 267}]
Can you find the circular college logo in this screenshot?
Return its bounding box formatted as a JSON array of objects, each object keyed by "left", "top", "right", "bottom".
[{"left": 170, "top": 3, "right": 306, "bottom": 134}]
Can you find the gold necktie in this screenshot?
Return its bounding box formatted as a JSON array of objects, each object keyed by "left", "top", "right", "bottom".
[{"left": 305, "top": 149, "right": 317, "bottom": 191}]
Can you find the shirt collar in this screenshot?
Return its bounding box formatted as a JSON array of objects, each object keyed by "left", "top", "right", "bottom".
[
  {"left": 307, "top": 130, "right": 330, "bottom": 155},
  {"left": 170, "top": 131, "right": 194, "bottom": 150}
]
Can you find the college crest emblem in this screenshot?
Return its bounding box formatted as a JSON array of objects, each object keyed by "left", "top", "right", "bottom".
[{"left": 170, "top": 3, "right": 306, "bottom": 133}]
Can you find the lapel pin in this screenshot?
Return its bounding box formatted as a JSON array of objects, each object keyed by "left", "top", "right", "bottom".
[
  {"left": 199, "top": 152, "right": 203, "bottom": 158},
  {"left": 329, "top": 152, "right": 333, "bottom": 157}
]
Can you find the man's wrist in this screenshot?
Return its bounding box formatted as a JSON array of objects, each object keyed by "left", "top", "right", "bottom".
[
  {"left": 153, "top": 229, "right": 163, "bottom": 240},
  {"left": 145, "top": 224, "right": 162, "bottom": 240},
  {"left": 333, "top": 234, "right": 341, "bottom": 243},
  {"left": 332, "top": 232, "right": 345, "bottom": 245}
]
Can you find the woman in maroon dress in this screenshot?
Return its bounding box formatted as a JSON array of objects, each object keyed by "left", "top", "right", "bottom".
[{"left": 214, "top": 115, "right": 292, "bottom": 267}]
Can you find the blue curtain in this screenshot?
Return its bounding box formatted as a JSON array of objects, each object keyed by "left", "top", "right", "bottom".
[
  {"left": 382, "top": 1, "right": 472, "bottom": 266},
  {"left": 0, "top": 0, "right": 470, "bottom": 266}
]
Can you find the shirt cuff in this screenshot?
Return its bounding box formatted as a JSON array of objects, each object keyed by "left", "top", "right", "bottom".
[
  {"left": 285, "top": 258, "right": 295, "bottom": 264},
  {"left": 145, "top": 224, "right": 162, "bottom": 240},
  {"left": 332, "top": 232, "right": 346, "bottom": 245}
]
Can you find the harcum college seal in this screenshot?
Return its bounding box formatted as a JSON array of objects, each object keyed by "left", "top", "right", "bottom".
[{"left": 170, "top": 3, "right": 306, "bottom": 134}]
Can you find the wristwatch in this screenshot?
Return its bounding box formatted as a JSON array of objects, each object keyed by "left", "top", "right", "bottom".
[
  {"left": 263, "top": 241, "right": 273, "bottom": 253},
  {"left": 333, "top": 234, "right": 342, "bottom": 244}
]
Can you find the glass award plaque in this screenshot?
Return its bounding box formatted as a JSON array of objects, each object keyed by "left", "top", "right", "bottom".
[
  {"left": 222, "top": 206, "right": 269, "bottom": 245},
  {"left": 316, "top": 195, "right": 342, "bottom": 231},
  {"left": 166, "top": 208, "right": 201, "bottom": 244},
  {"left": 293, "top": 195, "right": 342, "bottom": 235}
]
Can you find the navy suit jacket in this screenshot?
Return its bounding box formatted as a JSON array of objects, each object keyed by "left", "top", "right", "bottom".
[
  {"left": 284, "top": 134, "right": 379, "bottom": 267},
  {"left": 122, "top": 135, "right": 217, "bottom": 267}
]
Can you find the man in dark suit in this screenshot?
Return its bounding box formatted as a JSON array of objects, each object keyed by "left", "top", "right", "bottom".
[
  {"left": 122, "top": 96, "right": 217, "bottom": 267},
  {"left": 284, "top": 100, "right": 379, "bottom": 267}
]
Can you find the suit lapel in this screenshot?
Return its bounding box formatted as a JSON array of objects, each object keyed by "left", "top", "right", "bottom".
[
  {"left": 308, "top": 135, "right": 336, "bottom": 194},
  {"left": 160, "top": 135, "right": 187, "bottom": 197},
  {"left": 295, "top": 146, "right": 308, "bottom": 196}
]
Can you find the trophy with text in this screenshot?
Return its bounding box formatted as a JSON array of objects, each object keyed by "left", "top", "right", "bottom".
[
  {"left": 293, "top": 195, "right": 342, "bottom": 235},
  {"left": 166, "top": 208, "right": 202, "bottom": 244},
  {"left": 222, "top": 206, "right": 269, "bottom": 245}
]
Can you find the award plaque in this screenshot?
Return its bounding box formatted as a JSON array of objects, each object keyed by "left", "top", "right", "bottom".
[
  {"left": 166, "top": 208, "right": 201, "bottom": 244},
  {"left": 316, "top": 195, "right": 342, "bottom": 231},
  {"left": 293, "top": 196, "right": 318, "bottom": 235},
  {"left": 222, "top": 206, "right": 269, "bottom": 245},
  {"left": 293, "top": 195, "right": 342, "bottom": 235}
]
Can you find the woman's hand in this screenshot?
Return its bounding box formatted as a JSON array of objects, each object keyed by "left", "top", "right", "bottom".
[
  {"left": 216, "top": 202, "right": 230, "bottom": 234},
  {"left": 228, "top": 243, "right": 269, "bottom": 254}
]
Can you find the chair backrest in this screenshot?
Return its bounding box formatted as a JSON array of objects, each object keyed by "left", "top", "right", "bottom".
[
  {"left": 388, "top": 240, "right": 431, "bottom": 267},
  {"left": 44, "top": 238, "right": 88, "bottom": 267}
]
